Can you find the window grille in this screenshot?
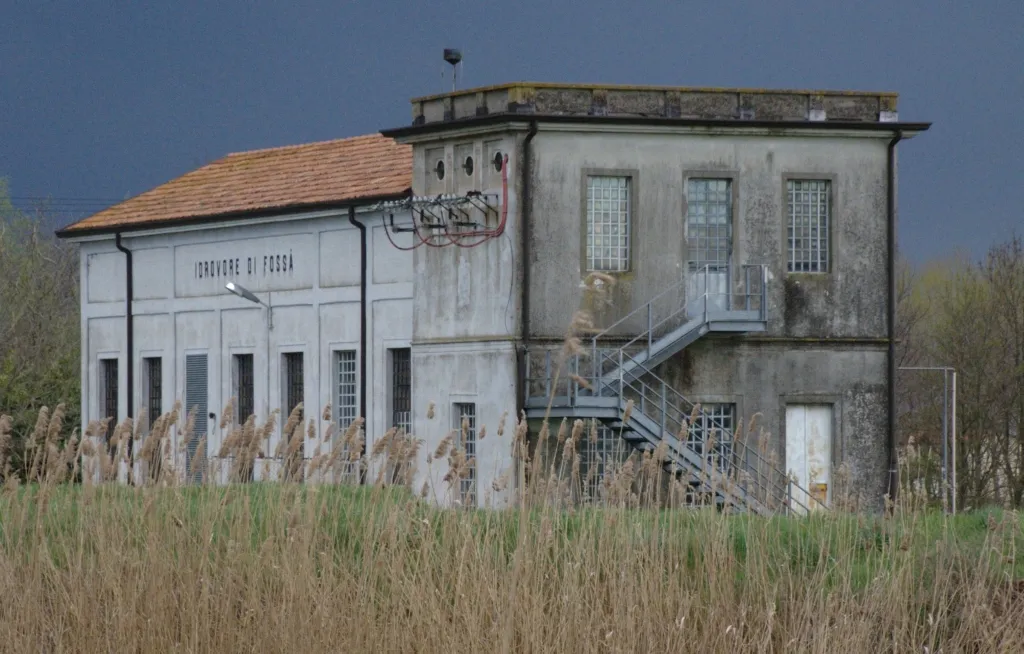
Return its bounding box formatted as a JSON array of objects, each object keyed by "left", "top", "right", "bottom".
[
  {"left": 144, "top": 357, "right": 162, "bottom": 430},
  {"left": 334, "top": 350, "right": 359, "bottom": 480},
  {"left": 184, "top": 354, "right": 208, "bottom": 483},
  {"left": 453, "top": 403, "right": 477, "bottom": 507},
  {"left": 234, "top": 354, "right": 254, "bottom": 425},
  {"left": 391, "top": 348, "right": 411, "bottom": 434},
  {"left": 283, "top": 352, "right": 304, "bottom": 420},
  {"left": 686, "top": 403, "right": 736, "bottom": 472},
  {"left": 100, "top": 358, "right": 118, "bottom": 424},
  {"left": 687, "top": 178, "right": 732, "bottom": 271},
  {"left": 579, "top": 423, "right": 630, "bottom": 501},
  {"left": 787, "top": 180, "right": 830, "bottom": 273},
  {"left": 335, "top": 351, "right": 358, "bottom": 430},
  {"left": 586, "top": 175, "right": 631, "bottom": 272}
]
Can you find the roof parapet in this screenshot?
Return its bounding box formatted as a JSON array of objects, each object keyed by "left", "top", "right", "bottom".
[{"left": 409, "top": 82, "right": 899, "bottom": 126}]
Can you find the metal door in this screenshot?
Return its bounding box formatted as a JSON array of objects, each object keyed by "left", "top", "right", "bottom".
[
  {"left": 785, "top": 404, "right": 833, "bottom": 514},
  {"left": 185, "top": 354, "right": 208, "bottom": 483},
  {"left": 685, "top": 179, "right": 732, "bottom": 317}
]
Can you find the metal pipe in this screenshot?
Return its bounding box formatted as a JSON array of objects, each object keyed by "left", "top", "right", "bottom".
[
  {"left": 516, "top": 121, "right": 539, "bottom": 423},
  {"left": 347, "top": 206, "right": 368, "bottom": 478},
  {"left": 951, "top": 370, "right": 957, "bottom": 514},
  {"left": 114, "top": 233, "right": 135, "bottom": 476},
  {"left": 886, "top": 130, "right": 903, "bottom": 508}
]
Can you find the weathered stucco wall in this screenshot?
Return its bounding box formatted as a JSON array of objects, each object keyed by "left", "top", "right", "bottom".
[
  {"left": 404, "top": 128, "right": 526, "bottom": 507},
  {"left": 410, "top": 342, "right": 518, "bottom": 508},
  {"left": 526, "top": 128, "right": 890, "bottom": 340},
  {"left": 654, "top": 339, "right": 888, "bottom": 510},
  {"left": 520, "top": 126, "right": 892, "bottom": 508},
  {"left": 408, "top": 131, "right": 522, "bottom": 343}
]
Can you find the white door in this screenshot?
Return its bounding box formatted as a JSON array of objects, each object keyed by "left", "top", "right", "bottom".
[
  {"left": 785, "top": 404, "right": 833, "bottom": 513},
  {"left": 685, "top": 179, "right": 732, "bottom": 318}
]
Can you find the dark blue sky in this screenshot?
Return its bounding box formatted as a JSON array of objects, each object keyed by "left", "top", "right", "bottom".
[{"left": 2, "top": 0, "right": 1021, "bottom": 261}]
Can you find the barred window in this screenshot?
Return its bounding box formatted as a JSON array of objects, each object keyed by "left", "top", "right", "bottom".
[
  {"left": 390, "top": 348, "right": 411, "bottom": 434},
  {"left": 686, "top": 403, "right": 736, "bottom": 472},
  {"left": 100, "top": 358, "right": 118, "bottom": 424},
  {"left": 143, "top": 357, "right": 162, "bottom": 430},
  {"left": 282, "top": 352, "right": 304, "bottom": 420},
  {"left": 453, "top": 403, "right": 477, "bottom": 507},
  {"left": 687, "top": 178, "right": 732, "bottom": 271},
  {"left": 786, "top": 180, "right": 831, "bottom": 273},
  {"left": 233, "top": 354, "right": 254, "bottom": 425},
  {"left": 335, "top": 350, "right": 358, "bottom": 430},
  {"left": 579, "top": 423, "right": 630, "bottom": 501},
  {"left": 586, "top": 175, "right": 631, "bottom": 272}
]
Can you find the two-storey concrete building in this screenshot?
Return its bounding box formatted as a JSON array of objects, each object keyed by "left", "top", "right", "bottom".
[{"left": 61, "top": 81, "right": 929, "bottom": 513}]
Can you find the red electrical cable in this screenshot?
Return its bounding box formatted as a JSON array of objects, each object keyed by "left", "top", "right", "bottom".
[{"left": 382, "top": 153, "right": 510, "bottom": 251}]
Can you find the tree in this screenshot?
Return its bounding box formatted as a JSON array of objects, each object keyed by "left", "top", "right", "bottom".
[{"left": 0, "top": 179, "right": 81, "bottom": 477}]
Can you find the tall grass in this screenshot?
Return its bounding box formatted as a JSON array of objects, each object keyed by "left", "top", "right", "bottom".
[{"left": 0, "top": 402, "right": 1023, "bottom": 652}]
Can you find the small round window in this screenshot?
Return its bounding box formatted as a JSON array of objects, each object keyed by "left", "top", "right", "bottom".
[
  {"left": 463, "top": 156, "right": 474, "bottom": 176},
  {"left": 435, "top": 159, "right": 445, "bottom": 180},
  {"left": 493, "top": 151, "right": 504, "bottom": 172}
]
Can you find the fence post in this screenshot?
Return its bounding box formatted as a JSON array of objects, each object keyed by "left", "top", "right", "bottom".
[{"left": 660, "top": 383, "right": 667, "bottom": 438}]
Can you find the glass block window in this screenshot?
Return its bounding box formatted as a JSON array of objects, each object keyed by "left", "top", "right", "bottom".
[
  {"left": 453, "top": 403, "right": 477, "bottom": 507},
  {"left": 335, "top": 350, "right": 358, "bottom": 430},
  {"left": 585, "top": 175, "right": 631, "bottom": 272},
  {"left": 390, "top": 348, "right": 411, "bottom": 434},
  {"left": 686, "top": 403, "right": 736, "bottom": 472},
  {"left": 143, "top": 357, "right": 162, "bottom": 430},
  {"left": 282, "top": 352, "right": 304, "bottom": 420},
  {"left": 234, "top": 354, "right": 254, "bottom": 425},
  {"left": 580, "top": 423, "right": 630, "bottom": 501},
  {"left": 786, "top": 180, "right": 831, "bottom": 273},
  {"left": 687, "top": 179, "right": 732, "bottom": 271},
  {"left": 100, "top": 358, "right": 118, "bottom": 424}
]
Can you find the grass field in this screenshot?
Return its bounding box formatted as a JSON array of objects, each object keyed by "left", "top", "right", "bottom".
[{"left": 1, "top": 481, "right": 1022, "bottom": 652}]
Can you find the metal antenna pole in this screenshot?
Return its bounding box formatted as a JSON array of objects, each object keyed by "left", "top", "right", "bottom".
[
  {"left": 942, "top": 368, "right": 949, "bottom": 512},
  {"left": 951, "top": 370, "right": 957, "bottom": 515}
]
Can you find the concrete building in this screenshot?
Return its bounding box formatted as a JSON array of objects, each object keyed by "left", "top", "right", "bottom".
[
  {"left": 61, "top": 81, "right": 929, "bottom": 513},
  {"left": 57, "top": 135, "right": 418, "bottom": 484}
]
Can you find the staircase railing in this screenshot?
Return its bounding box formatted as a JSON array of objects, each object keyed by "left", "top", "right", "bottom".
[
  {"left": 589, "top": 264, "right": 767, "bottom": 379},
  {"left": 532, "top": 346, "right": 820, "bottom": 515}
]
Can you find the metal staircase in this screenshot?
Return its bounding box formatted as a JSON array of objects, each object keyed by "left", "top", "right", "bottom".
[{"left": 524, "top": 264, "right": 822, "bottom": 516}]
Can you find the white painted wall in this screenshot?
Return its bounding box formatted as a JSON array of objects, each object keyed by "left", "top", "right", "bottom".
[{"left": 74, "top": 207, "right": 413, "bottom": 481}]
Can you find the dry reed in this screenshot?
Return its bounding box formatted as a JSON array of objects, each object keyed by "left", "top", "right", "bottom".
[{"left": 0, "top": 401, "right": 1022, "bottom": 652}]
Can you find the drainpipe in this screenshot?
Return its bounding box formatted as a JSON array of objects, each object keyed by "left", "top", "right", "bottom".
[
  {"left": 348, "top": 206, "right": 368, "bottom": 480},
  {"left": 516, "top": 121, "right": 539, "bottom": 418},
  {"left": 114, "top": 233, "right": 135, "bottom": 475},
  {"left": 886, "top": 130, "right": 903, "bottom": 509}
]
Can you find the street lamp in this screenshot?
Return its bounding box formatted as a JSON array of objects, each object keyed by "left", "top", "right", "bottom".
[{"left": 226, "top": 282, "right": 273, "bottom": 329}]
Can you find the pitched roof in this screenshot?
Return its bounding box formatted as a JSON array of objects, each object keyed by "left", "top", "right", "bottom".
[{"left": 58, "top": 133, "right": 412, "bottom": 236}]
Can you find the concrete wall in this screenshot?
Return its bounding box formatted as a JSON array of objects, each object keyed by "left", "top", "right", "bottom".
[
  {"left": 76, "top": 208, "right": 413, "bottom": 479},
  {"left": 522, "top": 125, "right": 893, "bottom": 508},
  {"left": 404, "top": 129, "right": 524, "bottom": 508},
  {"left": 656, "top": 338, "right": 888, "bottom": 509},
  {"left": 526, "top": 128, "right": 891, "bottom": 340}
]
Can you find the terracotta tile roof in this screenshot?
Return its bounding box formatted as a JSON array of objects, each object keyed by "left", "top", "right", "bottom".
[{"left": 59, "top": 133, "right": 412, "bottom": 235}]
